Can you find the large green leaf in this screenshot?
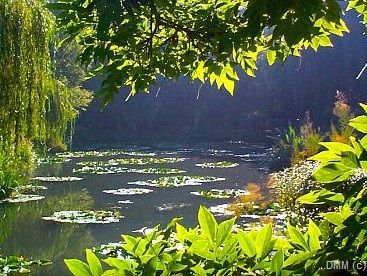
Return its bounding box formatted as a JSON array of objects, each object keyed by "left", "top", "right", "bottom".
[
  {"left": 198, "top": 205, "right": 218, "bottom": 245},
  {"left": 312, "top": 163, "right": 355, "bottom": 183},
  {"left": 86, "top": 249, "right": 102, "bottom": 276},
  {"left": 65, "top": 259, "right": 93, "bottom": 276},
  {"left": 349, "top": 116, "right": 367, "bottom": 133}
]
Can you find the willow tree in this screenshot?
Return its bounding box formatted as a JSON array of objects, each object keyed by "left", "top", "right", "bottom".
[
  {"left": 0, "top": 0, "right": 53, "bottom": 154},
  {"left": 0, "top": 0, "right": 92, "bottom": 156}
]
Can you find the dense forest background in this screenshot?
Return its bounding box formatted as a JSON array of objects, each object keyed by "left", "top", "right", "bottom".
[{"left": 74, "top": 13, "right": 367, "bottom": 147}]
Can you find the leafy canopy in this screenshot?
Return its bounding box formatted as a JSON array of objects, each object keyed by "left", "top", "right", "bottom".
[{"left": 49, "top": 0, "right": 366, "bottom": 105}]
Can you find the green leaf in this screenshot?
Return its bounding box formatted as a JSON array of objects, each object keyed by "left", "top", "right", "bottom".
[
  {"left": 255, "top": 224, "right": 273, "bottom": 260},
  {"left": 198, "top": 205, "right": 218, "bottom": 244},
  {"left": 349, "top": 116, "right": 367, "bottom": 133},
  {"left": 270, "top": 249, "right": 284, "bottom": 276},
  {"left": 306, "top": 220, "right": 321, "bottom": 250},
  {"left": 216, "top": 217, "right": 235, "bottom": 246},
  {"left": 319, "top": 142, "right": 355, "bottom": 153},
  {"left": 308, "top": 151, "right": 341, "bottom": 162},
  {"left": 266, "top": 50, "right": 277, "bottom": 65},
  {"left": 359, "top": 103, "right": 367, "bottom": 114},
  {"left": 65, "top": 259, "right": 93, "bottom": 276},
  {"left": 297, "top": 189, "right": 344, "bottom": 205},
  {"left": 321, "top": 212, "right": 344, "bottom": 226},
  {"left": 287, "top": 224, "right": 309, "bottom": 250},
  {"left": 238, "top": 230, "right": 257, "bottom": 257},
  {"left": 191, "top": 264, "right": 207, "bottom": 276},
  {"left": 318, "top": 36, "right": 333, "bottom": 47},
  {"left": 312, "top": 163, "right": 355, "bottom": 183},
  {"left": 86, "top": 250, "right": 102, "bottom": 276}
]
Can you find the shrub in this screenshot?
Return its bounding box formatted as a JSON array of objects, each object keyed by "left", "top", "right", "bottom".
[{"left": 268, "top": 161, "right": 320, "bottom": 211}]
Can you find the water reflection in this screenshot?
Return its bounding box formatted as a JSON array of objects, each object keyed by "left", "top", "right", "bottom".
[{"left": 0, "top": 190, "right": 95, "bottom": 274}]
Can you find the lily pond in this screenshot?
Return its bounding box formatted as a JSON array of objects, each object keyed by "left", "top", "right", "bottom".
[{"left": 0, "top": 142, "right": 270, "bottom": 275}]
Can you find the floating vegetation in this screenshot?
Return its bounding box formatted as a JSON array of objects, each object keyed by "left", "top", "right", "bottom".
[
  {"left": 195, "top": 161, "right": 239, "bottom": 168},
  {"left": 191, "top": 189, "right": 250, "bottom": 199},
  {"left": 42, "top": 210, "right": 122, "bottom": 224},
  {"left": 103, "top": 188, "right": 153, "bottom": 196},
  {"left": 157, "top": 203, "right": 191, "bottom": 211},
  {"left": 56, "top": 149, "right": 155, "bottom": 158},
  {"left": 32, "top": 176, "right": 83, "bottom": 182},
  {"left": 77, "top": 157, "right": 186, "bottom": 167},
  {"left": 125, "top": 168, "right": 186, "bottom": 175},
  {"left": 37, "top": 156, "right": 71, "bottom": 164},
  {"left": 73, "top": 166, "right": 184, "bottom": 175},
  {"left": 73, "top": 166, "right": 128, "bottom": 174},
  {"left": 118, "top": 200, "right": 134, "bottom": 204},
  {"left": 129, "top": 175, "right": 225, "bottom": 187},
  {"left": 93, "top": 242, "right": 125, "bottom": 258},
  {"left": 0, "top": 256, "right": 51, "bottom": 275},
  {"left": 17, "top": 184, "right": 47, "bottom": 193},
  {"left": 0, "top": 194, "right": 45, "bottom": 203}
]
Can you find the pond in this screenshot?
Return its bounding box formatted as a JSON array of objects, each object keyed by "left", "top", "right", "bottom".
[{"left": 0, "top": 141, "right": 270, "bottom": 275}]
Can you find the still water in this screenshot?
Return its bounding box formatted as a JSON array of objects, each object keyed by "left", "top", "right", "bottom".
[{"left": 0, "top": 141, "right": 270, "bottom": 275}]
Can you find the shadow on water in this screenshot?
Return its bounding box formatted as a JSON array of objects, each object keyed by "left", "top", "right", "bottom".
[{"left": 0, "top": 141, "right": 270, "bottom": 275}]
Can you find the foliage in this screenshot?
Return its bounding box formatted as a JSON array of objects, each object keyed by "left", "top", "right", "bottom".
[
  {"left": 268, "top": 161, "right": 320, "bottom": 211},
  {"left": 65, "top": 202, "right": 367, "bottom": 275},
  {"left": 329, "top": 91, "right": 355, "bottom": 144},
  {"left": 47, "top": 0, "right": 367, "bottom": 105},
  {"left": 270, "top": 113, "right": 324, "bottom": 170}
]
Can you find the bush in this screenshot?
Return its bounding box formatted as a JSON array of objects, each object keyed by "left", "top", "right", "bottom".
[{"left": 268, "top": 161, "right": 320, "bottom": 211}]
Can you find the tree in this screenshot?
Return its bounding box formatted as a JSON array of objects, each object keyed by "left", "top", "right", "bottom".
[{"left": 50, "top": 0, "right": 367, "bottom": 106}]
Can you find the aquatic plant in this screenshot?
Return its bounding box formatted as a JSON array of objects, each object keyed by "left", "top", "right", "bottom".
[
  {"left": 43, "top": 210, "right": 122, "bottom": 224},
  {"left": 32, "top": 176, "right": 83, "bottom": 182},
  {"left": 191, "top": 189, "right": 249, "bottom": 199},
  {"left": 0, "top": 194, "right": 45, "bottom": 204},
  {"left": 128, "top": 175, "right": 225, "bottom": 187},
  {"left": 196, "top": 161, "right": 239, "bottom": 168},
  {"left": 0, "top": 255, "right": 51, "bottom": 274},
  {"left": 103, "top": 188, "right": 153, "bottom": 196},
  {"left": 77, "top": 157, "right": 186, "bottom": 167}
]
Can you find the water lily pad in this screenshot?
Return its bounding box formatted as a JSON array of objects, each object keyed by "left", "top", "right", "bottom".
[
  {"left": 93, "top": 242, "right": 125, "bottom": 258},
  {"left": 0, "top": 194, "right": 45, "bottom": 203},
  {"left": 125, "top": 168, "right": 186, "bottom": 174},
  {"left": 191, "top": 189, "right": 250, "bottom": 199},
  {"left": 0, "top": 256, "right": 51, "bottom": 275},
  {"left": 157, "top": 203, "right": 191, "bottom": 211},
  {"left": 128, "top": 175, "right": 225, "bottom": 187},
  {"left": 17, "top": 184, "right": 47, "bottom": 193},
  {"left": 73, "top": 166, "right": 184, "bottom": 175},
  {"left": 73, "top": 166, "right": 128, "bottom": 174},
  {"left": 37, "top": 156, "right": 71, "bottom": 164},
  {"left": 56, "top": 149, "right": 155, "bottom": 158},
  {"left": 77, "top": 157, "right": 186, "bottom": 167},
  {"left": 32, "top": 176, "right": 83, "bottom": 182},
  {"left": 103, "top": 188, "right": 153, "bottom": 196},
  {"left": 42, "top": 210, "right": 122, "bottom": 224},
  {"left": 196, "top": 161, "right": 239, "bottom": 168},
  {"left": 118, "top": 200, "right": 134, "bottom": 204}
]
